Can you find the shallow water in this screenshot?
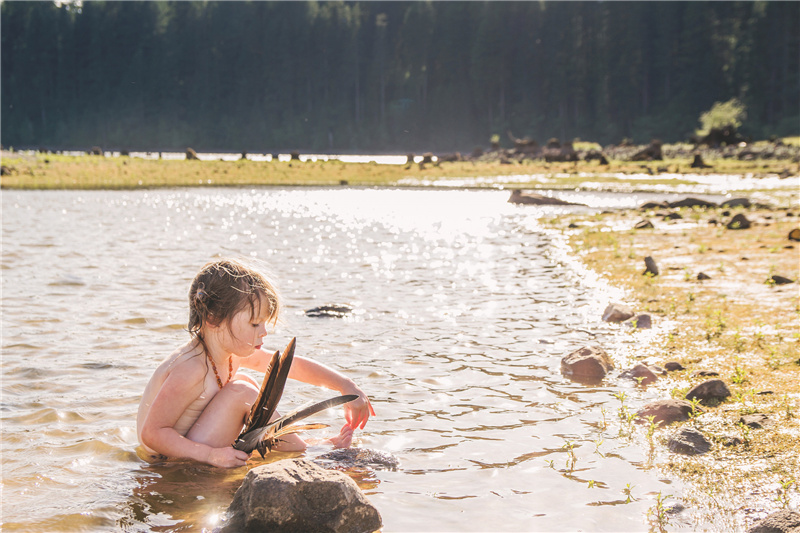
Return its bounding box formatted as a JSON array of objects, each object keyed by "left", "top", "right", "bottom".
[{"left": 3, "top": 188, "right": 717, "bottom": 532}]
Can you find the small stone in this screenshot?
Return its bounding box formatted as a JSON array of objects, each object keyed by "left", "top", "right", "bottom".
[
  {"left": 692, "top": 370, "right": 719, "bottom": 377},
  {"left": 636, "top": 399, "right": 698, "bottom": 426},
  {"left": 788, "top": 228, "right": 800, "bottom": 241},
  {"left": 315, "top": 448, "right": 400, "bottom": 471},
  {"left": 770, "top": 275, "right": 795, "bottom": 285},
  {"left": 620, "top": 363, "right": 658, "bottom": 385},
  {"left": 686, "top": 379, "right": 731, "bottom": 405},
  {"left": 662, "top": 212, "right": 683, "bottom": 220},
  {"left": 697, "top": 272, "right": 711, "bottom": 280},
  {"left": 560, "top": 346, "right": 614, "bottom": 382},
  {"left": 667, "top": 427, "right": 712, "bottom": 455},
  {"left": 739, "top": 413, "right": 771, "bottom": 429},
  {"left": 747, "top": 509, "right": 800, "bottom": 533},
  {"left": 602, "top": 303, "right": 634, "bottom": 323},
  {"left": 664, "top": 362, "right": 685, "bottom": 372},
  {"left": 634, "top": 219, "right": 654, "bottom": 229},
  {"left": 668, "top": 197, "right": 717, "bottom": 208},
  {"left": 305, "top": 303, "right": 354, "bottom": 318},
  {"left": 721, "top": 434, "right": 743, "bottom": 447},
  {"left": 643, "top": 256, "right": 659, "bottom": 276},
  {"left": 726, "top": 213, "right": 751, "bottom": 230},
  {"left": 623, "top": 313, "right": 652, "bottom": 329},
  {"left": 720, "top": 198, "right": 752, "bottom": 208}
]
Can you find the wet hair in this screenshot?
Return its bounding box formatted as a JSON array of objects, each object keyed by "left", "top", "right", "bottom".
[{"left": 188, "top": 258, "right": 281, "bottom": 355}]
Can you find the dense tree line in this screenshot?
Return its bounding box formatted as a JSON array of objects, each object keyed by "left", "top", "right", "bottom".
[{"left": 2, "top": 1, "right": 798, "bottom": 153}]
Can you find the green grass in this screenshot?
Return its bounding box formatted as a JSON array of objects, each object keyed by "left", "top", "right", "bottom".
[{"left": 2, "top": 147, "right": 797, "bottom": 190}]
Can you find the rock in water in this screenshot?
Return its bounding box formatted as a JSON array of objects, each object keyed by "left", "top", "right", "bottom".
[
  {"left": 720, "top": 198, "right": 751, "bottom": 208},
  {"left": 667, "top": 427, "right": 711, "bottom": 455},
  {"left": 305, "top": 304, "right": 354, "bottom": 318},
  {"left": 620, "top": 363, "right": 658, "bottom": 385},
  {"left": 739, "top": 413, "right": 771, "bottom": 429},
  {"left": 686, "top": 379, "right": 731, "bottom": 405},
  {"left": 643, "top": 256, "right": 659, "bottom": 276},
  {"left": 602, "top": 303, "right": 634, "bottom": 323},
  {"left": 747, "top": 510, "right": 800, "bottom": 533},
  {"left": 726, "top": 213, "right": 751, "bottom": 230},
  {"left": 560, "top": 346, "right": 614, "bottom": 382},
  {"left": 623, "top": 313, "right": 652, "bottom": 329},
  {"left": 636, "top": 399, "right": 698, "bottom": 426},
  {"left": 220, "top": 459, "right": 382, "bottom": 533},
  {"left": 667, "top": 197, "right": 717, "bottom": 209},
  {"left": 507, "top": 189, "right": 587, "bottom": 206},
  {"left": 315, "top": 448, "right": 400, "bottom": 471}
]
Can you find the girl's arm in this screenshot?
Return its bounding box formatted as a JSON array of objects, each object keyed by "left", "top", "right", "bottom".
[
  {"left": 239, "top": 346, "right": 376, "bottom": 428},
  {"left": 288, "top": 355, "right": 376, "bottom": 429},
  {"left": 140, "top": 363, "right": 249, "bottom": 467}
]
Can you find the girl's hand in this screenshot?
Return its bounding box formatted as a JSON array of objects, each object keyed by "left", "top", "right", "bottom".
[
  {"left": 341, "top": 382, "right": 376, "bottom": 430},
  {"left": 207, "top": 446, "right": 250, "bottom": 468}
]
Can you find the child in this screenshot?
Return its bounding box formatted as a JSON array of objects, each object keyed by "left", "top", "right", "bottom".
[{"left": 137, "top": 258, "right": 374, "bottom": 468}]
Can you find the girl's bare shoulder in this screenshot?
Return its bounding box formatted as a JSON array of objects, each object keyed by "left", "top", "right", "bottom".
[{"left": 157, "top": 343, "right": 209, "bottom": 385}]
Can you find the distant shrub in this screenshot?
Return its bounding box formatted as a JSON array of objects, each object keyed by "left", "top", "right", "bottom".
[{"left": 696, "top": 98, "right": 747, "bottom": 136}]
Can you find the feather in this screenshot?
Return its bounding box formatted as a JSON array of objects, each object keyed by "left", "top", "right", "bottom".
[
  {"left": 242, "top": 338, "right": 295, "bottom": 432},
  {"left": 233, "top": 394, "right": 358, "bottom": 456},
  {"left": 231, "top": 337, "right": 359, "bottom": 457}
]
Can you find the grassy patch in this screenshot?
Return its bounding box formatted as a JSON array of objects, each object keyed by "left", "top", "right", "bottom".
[
  {"left": 549, "top": 205, "right": 800, "bottom": 527},
  {"left": 1, "top": 149, "right": 797, "bottom": 190}
]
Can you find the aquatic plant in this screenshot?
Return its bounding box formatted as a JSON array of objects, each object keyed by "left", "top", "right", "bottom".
[
  {"left": 647, "top": 492, "right": 673, "bottom": 533},
  {"left": 622, "top": 483, "right": 637, "bottom": 503}
]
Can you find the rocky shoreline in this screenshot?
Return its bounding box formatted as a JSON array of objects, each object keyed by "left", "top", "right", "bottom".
[{"left": 540, "top": 194, "right": 799, "bottom": 531}]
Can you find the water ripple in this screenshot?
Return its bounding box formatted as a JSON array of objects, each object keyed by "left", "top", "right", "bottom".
[{"left": 1, "top": 188, "right": 705, "bottom": 532}]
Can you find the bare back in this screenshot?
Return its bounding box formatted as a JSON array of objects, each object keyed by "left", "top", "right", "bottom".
[{"left": 136, "top": 342, "right": 224, "bottom": 454}]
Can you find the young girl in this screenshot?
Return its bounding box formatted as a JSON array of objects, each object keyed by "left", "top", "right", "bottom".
[{"left": 137, "top": 258, "right": 374, "bottom": 468}]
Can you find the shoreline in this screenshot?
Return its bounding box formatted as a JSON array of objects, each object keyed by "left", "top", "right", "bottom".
[
  {"left": 541, "top": 200, "right": 799, "bottom": 530},
  {"left": 1, "top": 144, "right": 798, "bottom": 194}
]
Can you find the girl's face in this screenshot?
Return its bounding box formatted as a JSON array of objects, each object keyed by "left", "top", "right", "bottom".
[{"left": 222, "top": 298, "right": 271, "bottom": 357}]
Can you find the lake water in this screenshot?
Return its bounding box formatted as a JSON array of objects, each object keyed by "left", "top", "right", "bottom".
[{"left": 2, "top": 187, "right": 720, "bottom": 532}]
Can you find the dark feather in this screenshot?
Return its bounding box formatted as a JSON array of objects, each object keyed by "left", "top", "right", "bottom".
[
  {"left": 233, "top": 394, "right": 358, "bottom": 455},
  {"left": 242, "top": 337, "right": 295, "bottom": 432}
]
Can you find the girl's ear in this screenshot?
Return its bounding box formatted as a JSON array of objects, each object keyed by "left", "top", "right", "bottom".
[{"left": 205, "top": 315, "right": 221, "bottom": 329}]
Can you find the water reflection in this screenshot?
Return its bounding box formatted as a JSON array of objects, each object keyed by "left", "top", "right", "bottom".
[{"left": 3, "top": 188, "right": 710, "bottom": 531}]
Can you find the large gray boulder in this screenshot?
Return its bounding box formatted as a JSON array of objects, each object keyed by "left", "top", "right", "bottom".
[
  {"left": 220, "top": 459, "right": 382, "bottom": 533},
  {"left": 560, "top": 346, "right": 614, "bottom": 382},
  {"left": 747, "top": 510, "right": 800, "bottom": 533}
]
